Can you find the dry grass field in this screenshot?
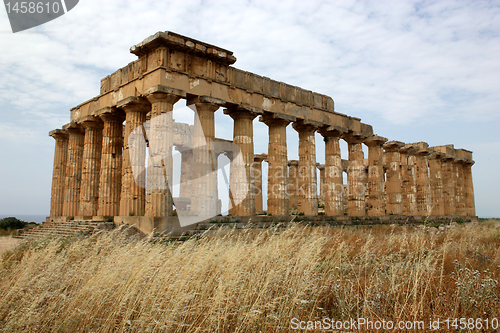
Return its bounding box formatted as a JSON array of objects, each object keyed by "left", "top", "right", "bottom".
[
  {"left": 0, "top": 236, "right": 22, "bottom": 255},
  {"left": 0, "top": 221, "right": 499, "bottom": 332}
]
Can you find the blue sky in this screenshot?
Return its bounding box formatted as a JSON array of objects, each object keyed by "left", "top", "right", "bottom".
[{"left": 0, "top": 0, "right": 499, "bottom": 218}]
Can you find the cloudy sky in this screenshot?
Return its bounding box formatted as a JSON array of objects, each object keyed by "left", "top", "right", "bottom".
[{"left": 0, "top": 0, "right": 499, "bottom": 219}]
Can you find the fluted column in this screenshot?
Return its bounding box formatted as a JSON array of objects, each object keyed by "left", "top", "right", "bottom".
[
  {"left": 442, "top": 155, "right": 456, "bottom": 216},
  {"left": 383, "top": 141, "right": 404, "bottom": 215},
  {"left": 118, "top": 97, "right": 150, "bottom": 216},
  {"left": 319, "top": 127, "right": 345, "bottom": 216},
  {"left": 287, "top": 160, "right": 299, "bottom": 212},
  {"left": 343, "top": 132, "right": 367, "bottom": 216},
  {"left": 292, "top": 122, "right": 318, "bottom": 216},
  {"left": 97, "top": 109, "right": 124, "bottom": 217},
  {"left": 62, "top": 123, "right": 85, "bottom": 217},
  {"left": 144, "top": 88, "right": 184, "bottom": 217},
  {"left": 399, "top": 145, "right": 417, "bottom": 216},
  {"left": 415, "top": 146, "right": 431, "bottom": 216},
  {"left": 454, "top": 158, "right": 467, "bottom": 216},
  {"left": 177, "top": 145, "right": 193, "bottom": 198},
  {"left": 364, "top": 136, "right": 388, "bottom": 216},
  {"left": 252, "top": 154, "right": 267, "bottom": 213},
  {"left": 225, "top": 108, "right": 258, "bottom": 216},
  {"left": 190, "top": 96, "right": 225, "bottom": 218},
  {"left": 428, "top": 151, "right": 445, "bottom": 216},
  {"left": 463, "top": 161, "right": 476, "bottom": 217},
  {"left": 49, "top": 129, "right": 68, "bottom": 217},
  {"left": 78, "top": 116, "right": 104, "bottom": 217},
  {"left": 263, "top": 114, "right": 292, "bottom": 216}
]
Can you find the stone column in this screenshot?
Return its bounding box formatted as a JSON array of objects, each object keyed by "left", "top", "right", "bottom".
[
  {"left": 383, "top": 141, "right": 404, "bottom": 215},
  {"left": 49, "top": 129, "right": 68, "bottom": 217},
  {"left": 97, "top": 108, "right": 125, "bottom": 217},
  {"left": 319, "top": 127, "right": 345, "bottom": 216},
  {"left": 62, "top": 123, "right": 85, "bottom": 217},
  {"left": 428, "top": 151, "right": 445, "bottom": 216},
  {"left": 292, "top": 121, "right": 319, "bottom": 216},
  {"left": 144, "top": 88, "right": 185, "bottom": 217},
  {"left": 287, "top": 160, "right": 299, "bottom": 212},
  {"left": 454, "top": 158, "right": 467, "bottom": 216},
  {"left": 118, "top": 97, "right": 150, "bottom": 217},
  {"left": 415, "top": 145, "right": 431, "bottom": 216},
  {"left": 463, "top": 161, "right": 476, "bottom": 217},
  {"left": 317, "top": 164, "right": 325, "bottom": 207},
  {"left": 78, "top": 116, "right": 104, "bottom": 217},
  {"left": 177, "top": 145, "right": 193, "bottom": 198},
  {"left": 190, "top": 96, "right": 225, "bottom": 218},
  {"left": 364, "top": 136, "right": 388, "bottom": 216},
  {"left": 399, "top": 145, "right": 417, "bottom": 216},
  {"left": 442, "top": 155, "right": 456, "bottom": 216},
  {"left": 262, "top": 114, "right": 293, "bottom": 216},
  {"left": 343, "top": 132, "right": 367, "bottom": 216},
  {"left": 252, "top": 154, "right": 267, "bottom": 213},
  {"left": 225, "top": 108, "right": 258, "bottom": 216}
]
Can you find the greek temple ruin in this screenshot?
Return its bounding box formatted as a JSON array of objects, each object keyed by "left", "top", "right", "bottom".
[{"left": 47, "top": 31, "right": 476, "bottom": 235}]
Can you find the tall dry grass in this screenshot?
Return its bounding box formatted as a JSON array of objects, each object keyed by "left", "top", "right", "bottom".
[{"left": 0, "top": 221, "right": 499, "bottom": 332}]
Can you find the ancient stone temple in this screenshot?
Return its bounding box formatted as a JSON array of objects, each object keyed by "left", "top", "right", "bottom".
[{"left": 48, "top": 31, "right": 477, "bottom": 235}]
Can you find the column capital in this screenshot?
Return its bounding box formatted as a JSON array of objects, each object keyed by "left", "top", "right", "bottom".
[
  {"left": 318, "top": 125, "right": 346, "bottom": 139},
  {"left": 259, "top": 112, "right": 296, "bottom": 126},
  {"left": 383, "top": 140, "right": 405, "bottom": 152},
  {"left": 187, "top": 95, "right": 226, "bottom": 109},
  {"left": 254, "top": 153, "right": 268, "bottom": 163},
  {"left": 96, "top": 107, "right": 125, "bottom": 123},
  {"left": 77, "top": 115, "right": 104, "bottom": 129},
  {"left": 428, "top": 151, "right": 445, "bottom": 160},
  {"left": 144, "top": 85, "right": 186, "bottom": 104},
  {"left": 116, "top": 96, "right": 150, "bottom": 113},
  {"left": 49, "top": 129, "right": 68, "bottom": 140},
  {"left": 342, "top": 131, "right": 367, "bottom": 144},
  {"left": 363, "top": 135, "right": 388, "bottom": 147},
  {"left": 399, "top": 144, "right": 417, "bottom": 155},
  {"left": 224, "top": 107, "right": 259, "bottom": 120},
  {"left": 416, "top": 147, "right": 430, "bottom": 157},
  {"left": 292, "top": 119, "right": 320, "bottom": 132},
  {"left": 62, "top": 122, "right": 84, "bottom": 134}
]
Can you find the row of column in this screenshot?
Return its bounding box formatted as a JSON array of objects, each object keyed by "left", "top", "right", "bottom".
[{"left": 50, "top": 96, "right": 476, "bottom": 218}]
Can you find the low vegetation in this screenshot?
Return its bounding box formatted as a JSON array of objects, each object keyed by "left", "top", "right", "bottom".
[{"left": 0, "top": 221, "right": 499, "bottom": 332}]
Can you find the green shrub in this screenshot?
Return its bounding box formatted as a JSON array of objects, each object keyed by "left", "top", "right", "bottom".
[{"left": 0, "top": 217, "right": 27, "bottom": 230}]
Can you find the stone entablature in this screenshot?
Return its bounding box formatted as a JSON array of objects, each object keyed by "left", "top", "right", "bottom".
[
  {"left": 71, "top": 31, "right": 372, "bottom": 137},
  {"left": 48, "top": 31, "right": 476, "bottom": 234}
]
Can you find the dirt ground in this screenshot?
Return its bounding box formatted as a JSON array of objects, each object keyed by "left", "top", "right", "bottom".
[{"left": 0, "top": 237, "right": 23, "bottom": 255}]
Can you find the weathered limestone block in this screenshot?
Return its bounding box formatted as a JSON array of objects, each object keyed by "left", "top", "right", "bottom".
[
  {"left": 226, "top": 108, "right": 258, "bottom": 216},
  {"left": 252, "top": 154, "right": 267, "bottom": 213},
  {"left": 49, "top": 129, "right": 68, "bottom": 217},
  {"left": 287, "top": 160, "right": 299, "bottom": 212},
  {"left": 118, "top": 97, "right": 150, "bottom": 216},
  {"left": 292, "top": 121, "right": 319, "bottom": 216},
  {"left": 62, "top": 123, "right": 85, "bottom": 217},
  {"left": 454, "top": 159, "right": 467, "bottom": 216},
  {"left": 262, "top": 113, "right": 294, "bottom": 216},
  {"left": 428, "top": 151, "right": 445, "bottom": 216},
  {"left": 78, "top": 116, "right": 104, "bottom": 217},
  {"left": 343, "top": 132, "right": 367, "bottom": 216},
  {"left": 97, "top": 108, "right": 125, "bottom": 217},
  {"left": 319, "top": 126, "right": 345, "bottom": 216},
  {"left": 383, "top": 141, "right": 405, "bottom": 215},
  {"left": 364, "top": 136, "right": 388, "bottom": 216}
]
